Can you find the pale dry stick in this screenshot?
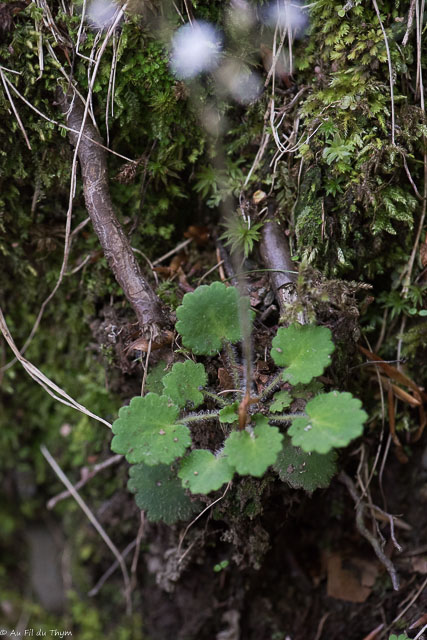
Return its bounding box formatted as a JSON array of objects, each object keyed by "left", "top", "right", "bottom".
[
  {"left": 47, "top": 454, "right": 123, "bottom": 509},
  {"left": 312, "top": 612, "right": 330, "bottom": 640},
  {"left": 269, "top": 23, "right": 287, "bottom": 155},
  {"left": 140, "top": 327, "right": 153, "bottom": 396},
  {"left": 0, "top": 306, "right": 112, "bottom": 428},
  {"left": 378, "top": 433, "right": 392, "bottom": 512},
  {"left": 88, "top": 540, "right": 137, "bottom": 597},
  {"left": 151, "top": 238, "right": 192, "bottom": 266},
  {"left": 338, "top": 471, "right": 400, "bottom": 590},
  {"left": 76, "top": 0, "right": 88, "bottom": 55},
  {"left": 40, "top": 445, "right": 132, "bottom": 615},
  {"left": 372, "top": 0, "right": 395, "bottom": 146},
  {"left": 35, "top": 17, "right": 44, "bottom": 80},
  {"left": 415, "top": 0, "right": 425, "bottom": 103},
  {"left": 357, "top": 357, "right": 386, "bottom": 502},
  {"left": 286, "top": 3, "right": 293, "bottom": 77},
  {"left": 0, "top": 70, "right": 31, "bottom": 150},
  {"left": 35, "top": 0, "right": 69, "bottom": 45},
  {"left": 402, "top": 0, "right": 417, "bottom": 46},
  {"left": 0, "top": 72, "right": 136, "bottom": 163},
  {"left": 390, "top": 575, "right": 427, "bottom": 628},
  {"left": 172, "top": 1, "right": 185, "bottom": 23},
  {"left": 45, "top": 41, "right": 95, "bottom": 120},
  {"left": 264, "top": 25, "right": 287, "bottom": 89},
  {"left": 130, "top": 511, "right": 146, "bottom": 589},
  {"left": 397, "top": 4, "right": 426, "bottom": 294},
  {"left": 197, "top": 260, "right": 225, "bottom": 285},
  {"left": 372, "top": 505, "right": 404, "bottom": 551},
  {"left": 131, "top": 247, "right": 159, "bottom": 286},
  {"left": 65, "top": 253, "right": 92, "bottom": 276},
  {"left": 414, "top": 623, "right": 427, "bottom": 640},
  {"left": 0, "top": 64, "right": 21, "bottom": 74},
  {"left": 177, "top": 482, "right": 231, "bottom": 559},
  {"left": 70, "top": 216, "right": 91, "bottom": 239},
  {"left": 402, "top": 154, "right": 423, "bottom": 200},
  {"left": 105, "top": 32, "right": 120, "bottom": 147},
  {"left": 85, "top": 30, "right": 103, "bottom": 128},
  {"left": 183, "top": 0, "right": 193, "bottom": 25}
]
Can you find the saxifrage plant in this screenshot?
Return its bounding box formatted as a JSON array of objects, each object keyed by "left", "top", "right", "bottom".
[{"left": 111, "top": 282, "right": 367, "bottom": 523}]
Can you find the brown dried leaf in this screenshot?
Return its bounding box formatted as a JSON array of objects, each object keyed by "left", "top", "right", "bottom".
[{"left": 327, "top": 553, "right": 379, "bottom": 603}]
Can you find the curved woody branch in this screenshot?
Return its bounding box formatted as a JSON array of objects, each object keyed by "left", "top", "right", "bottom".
[{"left": 57, "top": 89, "right": 166, "bottom": 336}]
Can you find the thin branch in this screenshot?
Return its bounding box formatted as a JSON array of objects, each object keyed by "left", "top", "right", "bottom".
[
  {"left": 57, "top": 86, "right": 166, "bottom": 334},
  {"left": 0, "top": 306, "right": 112, "bottom": 428},
  {"left": 40, "top": 445, "right": 132, "bottom": 614},
  {"left": 0, "top": 69, "right": 31, "bottom": 150},
  {"left": 47, "top": 454, "right": 123, "bottom": 509},
  {"left": 339, "top": 471, "right": 400, "bottom": 590},
  {"left": 372, "top": 0, "right": 395, "bottom": 145}
]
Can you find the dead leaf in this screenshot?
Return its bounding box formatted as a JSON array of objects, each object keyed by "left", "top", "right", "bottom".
[
  {"left": 218, "top": 367, "right": 234, "bottom": 391},
  {"left": 411, "top": 556, "right": 427, "bottom": 574},
  {"left": 126, "top": 330, "right": 174, "bottom": 353},
  {"left": 327, "top": 553, "right": 379, "bottom": 603}
]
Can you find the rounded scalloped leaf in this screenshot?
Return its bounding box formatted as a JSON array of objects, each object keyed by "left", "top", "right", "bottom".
[
  {"left": 162, "top": 360, "right": 207, "bottom": 408},
  {"left": 271, "top": 324, "right": 335, "bottom": 385},
  {"left": 288, "top": 391, "right": 367, "bottom": 454},
  {"left": 219, "top": 401, "right": 239, "bottom": 424},
  {"left": 178, "top": 450, "right": 235, "bottom": 494},
  {"left": 146, "top": 360, "right": 168, "bottom": 394},
  {"left": 128, "top": 464, "right": 200, "bottom": 524},
  {"left": 223, "top": 415, "right": 283, "bottom": 477},
  {"left": 111, "top": 393, "right": 191, "bottom": 465},
  {"left": 274, "top": 437, "right": 337, "bottom": 492},
  {"left": 176, "top": 282, "right": 247, "bottom": 355},
  {"left": 270, "top": 390, "right": 292, "bottom": 413}
]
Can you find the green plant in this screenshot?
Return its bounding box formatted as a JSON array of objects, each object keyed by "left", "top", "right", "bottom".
[
  {"left": 111, "top": 282, "right": 367, "bottom": 523},
  {"left": 389, "top": 634, "right": 410, "bottom": 640},
  {"left": 220, "top": 214, "right": 264, "bottom": 258}
]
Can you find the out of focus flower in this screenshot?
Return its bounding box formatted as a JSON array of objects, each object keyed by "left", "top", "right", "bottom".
[
  {"left": 262, "top": 1, "right": 308, "bottom": 37},
  {"left": 86, "top": 0, "right": 119, "bottom": 30},
  {"left": 170, "top": 21, "right": 223, "bottom": 79},
  {"left": 217, "top": 61, "right": 262, "bottom": 104}
]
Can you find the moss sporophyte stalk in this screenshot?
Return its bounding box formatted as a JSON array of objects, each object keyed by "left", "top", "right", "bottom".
[{"left": 110, "top": 282, "right": 367, "bottom": 524}]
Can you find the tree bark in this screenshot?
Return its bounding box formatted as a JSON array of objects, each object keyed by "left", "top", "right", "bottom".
[
  {"left": 259, "top": 221, "right": 303, "bottom": 321},
  {"left": 57, "top": 89, "right": 166, "bottom": 337}
]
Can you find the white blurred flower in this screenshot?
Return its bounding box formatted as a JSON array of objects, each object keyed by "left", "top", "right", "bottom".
[
  {"left": 170, "top": 21, "right": 223, "bottom": 79},
  {"left": 86, "top": 0, "right": 119, "bottom": 30},
  {"left": 262, "top": 1, "right": 308, "bottom": 37},
  {"left": 217, "top": 61, "right": 262, "bottom": 104}
]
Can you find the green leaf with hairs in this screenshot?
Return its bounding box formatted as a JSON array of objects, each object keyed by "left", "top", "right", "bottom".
[
  {"left": 271, "top": 324, "right": 335, "bottom": 385},
  {"left": 219, "top": 401, "right": 239, "bottom": 424},
  {"left": 178, "top": 450, "right": 235, "bottom": 494},
  {"left": 176, "top": 282, "right": 251, "bottom": 355},
  {"left": 288, "top": 391, "right": 367, "bottom": 454},
  {"left": 128, "top": 464, "right": 200, "bottom": 524},
  {"left": 162, "top": 360, "right": 207, "bottom": 408},
  {"left": 274, "top": 437, "right": 337, "bottom": 492},
  {"left": 223, "top": 415, "right": 283, "bottom": 477},
  {"left": 111, "top": 393, "right": 191, "bottom": 465},
  {"left": 145, "top": 360, "right": 168, "bottom": 394},
  {"left": 270, "top": 390, "right": 292, "bottom": 413}
]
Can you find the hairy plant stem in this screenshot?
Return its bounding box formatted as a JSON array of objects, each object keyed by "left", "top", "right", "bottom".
[
  {"left": 266, "top": 413, "right": 306, "bottom": 423},
  {"left": 223, "top": 341, "right": 241, "bottom": 391},
  {"left": 258, "top": 371, "right": 283, "bottom": 402},
  {"left": 179, "top": 411, "right": 220, "bottom": 424},
  {"left": 203, "top": 390, "right": 228, "bottom": 407}
]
